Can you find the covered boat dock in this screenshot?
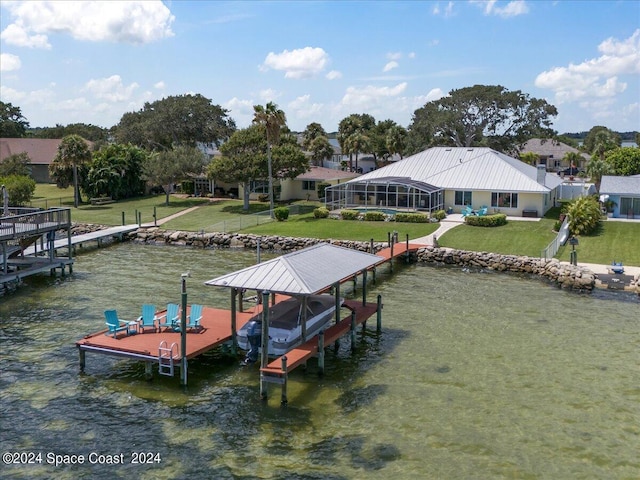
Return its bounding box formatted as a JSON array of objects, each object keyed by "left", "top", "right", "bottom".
[{"left": 204, "top": 242, "right": 386, "bottom": 403}]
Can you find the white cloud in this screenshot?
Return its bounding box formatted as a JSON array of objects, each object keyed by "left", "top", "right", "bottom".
[
  {"left": 326, "top": 70, "right": 342, "bottom": 80},
  {"left": 84, "top": 75, "right": 139, "bottom": 102},
  {"left": 0, "top": 23, "right": 51, "bottom": 49},
  {"left": 535, "top": 29, "right": 640, "bottom": 103},
  {"left": 471, "top": 0, "right": 529, "bottom": 18},
  {"left": 383, "top": 61, "right": 399, "bottom": 73},
  {"left": 0, "top": 1, "right": 174, "bottom": 48},
  {"left": 341, "top": 83, "right": 408, "bottom": 110},
  {"left": 387, "top": 52, "right": 402, "bottom": 61},
  {"left": 258, "top": 89, "right": 280, "bottom": 102},
  {"left": 287, "top": 94, "right": 323, "bottom": 121},
  {"left": 154, "top": 81, "right": 166, "bottom": 90},
  {"left": 433, "top": 1, "right": 455, "bottom": 17},
  {"left": 0, "top": 53, "right": 22, "bottom": 72},
  {"left": 262, "top": 47, "right": 329, "bottom": 79}
]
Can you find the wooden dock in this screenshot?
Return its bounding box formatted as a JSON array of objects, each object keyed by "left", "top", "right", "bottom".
[
  {"left": 75, "top": 238, "right": 425, "bottom": 402},
  {"left": 76, "top": 305, "right": 259, "bottom": 371},
  {"left": 23, "top": 224, "right": 139, "bottom": 255}
]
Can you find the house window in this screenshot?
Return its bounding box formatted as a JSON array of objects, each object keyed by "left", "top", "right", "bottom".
[
  {"left": 491, "top": 192, "right": 518, "bottom": 208},
  {"left": 454, "top": 191, "right": 472, "bottom": 206},
  {"left": 250, "top": 181, "right": 269, "bottom": 193},
  {"left": 620, "top": 197, "right": 640, "bottom": 216},
  {"left": 302, "top": 180, "right": 316, "bottom": 191}
]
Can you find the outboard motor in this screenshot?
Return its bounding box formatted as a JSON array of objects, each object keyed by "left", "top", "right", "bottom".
[{"left": 244, "top": 320, "right": 262, "bottom": 364}]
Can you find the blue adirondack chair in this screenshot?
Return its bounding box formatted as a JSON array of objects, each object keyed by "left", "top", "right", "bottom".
[
  {"left": 104, "top": 310, "right": 131, "bottom": 338},
  {"left": 137, "top": 304, "right": 158, "bottom": 333},
  {"left": 461, "top": 206, "right": 473, "bottom": 217},
  {"left": 186, "top": 304, "right": 203, "bottom": 331},
  {"left": 611, "top": 261, "right": 624, "bottom": 274},
  {"left": 157, "top": 303, "right": 180, "bottom": 331}
]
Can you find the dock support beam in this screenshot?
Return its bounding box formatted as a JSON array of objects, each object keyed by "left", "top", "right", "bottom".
[
  {"left": 362, "top": 269, "right": 367, "bottom": 307},
  {"left": 230, "top": 288, "right": 237, "bottom": 355},
  {"left": 377, "top": 294, "right": 383, "bottom": 332},
  {"left": 318, "top": 330, "right": 325, "bottom": 375},
  {"left": 145, "top": 361, "right": 153, "bottom": 380},
  {"left": 280, "top": 356, "right": 288, "bottom": 406},
  {"left": 79, "top": 350, "right": 85, "bottom": 372},
  {"left": 260, "top": 290, "right": 270, "bottom": 401},
  {"left": 180, "top": 274, "right": 188, "bottom": 387},
  {"left": 351, "top": 310, "right": 356, "bottom": 351}
]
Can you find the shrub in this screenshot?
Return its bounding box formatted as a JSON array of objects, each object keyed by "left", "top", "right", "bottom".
[
  {"left": 565, "top": 195, "right": 602, "bottom": 235},
  {"left": 0, "top": 174, "right": 36, "bottom": 206},
  {"left": 341, "top": 209, "right": 360, "bottom": 220},
  {"left": 465, "top": 214, "right": 507, "bottom": 227},
  {"left": 273, "top": 206, "right": 289, "bottom": 221},
  {"left": 432, "top": 209, "right": 447, "bottom": 221},
  {"left": 181, "top": 180, "right": 194, "bottom": 195},
  {"left": 313, "top": 207, "right": 329, "bottom": 218},
  {"left": 395, "top": 212, "right": 428, "bottom": 223},
  {"left": 317, "top": 182, "right": 330, "bottom": 199},
  {"left": 364, "top": 211, "right": 386, "bottom": 221},
  {"left": 258, "top": 194, "right": 269, "bottom": 203}
]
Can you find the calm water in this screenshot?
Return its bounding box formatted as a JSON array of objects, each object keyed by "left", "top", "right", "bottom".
[{"left": 1, "top": 244, "right": 638, "bottom": 479}]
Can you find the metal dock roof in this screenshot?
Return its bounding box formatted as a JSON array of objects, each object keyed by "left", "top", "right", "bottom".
[{"left": 204, "top": 242, "right": 382, "bottom": 295}]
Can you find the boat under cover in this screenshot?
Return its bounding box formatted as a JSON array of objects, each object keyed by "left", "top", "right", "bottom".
[{"left": 237, "top": 294, "right": 341, "bottom": 357}]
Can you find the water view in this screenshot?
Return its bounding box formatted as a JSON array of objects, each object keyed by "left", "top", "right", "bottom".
[{"left": 1, "top": 244, "right": 638, "bottom": 479}]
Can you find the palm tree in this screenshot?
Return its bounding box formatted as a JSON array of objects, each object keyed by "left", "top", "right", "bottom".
[
  {"left": 586, "top": 157, "right": 614, "bottom": 192},
  {"left": 344, "top": 132, "right": 371, "bottom": 173},
  {"left": 53, "top": 135, "right": 92, "bottom": 207},
  {"left": 386, "top": 125, "right": 407, "bottom": 162},
  {"left": 253, "top": 102, "right": 286, "bottom": 217}
]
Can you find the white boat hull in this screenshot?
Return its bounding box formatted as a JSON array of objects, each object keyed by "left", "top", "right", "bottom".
[{"left": 237, "top": 295, "right": 341, "bottom": 357}]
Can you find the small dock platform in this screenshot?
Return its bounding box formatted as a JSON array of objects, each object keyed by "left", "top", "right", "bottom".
[
  {"left": 23, "top": 224, "right": 139, "bottom": 256},
  {"left": 76, "top": 305, "right": 258, "bottom": 368}
]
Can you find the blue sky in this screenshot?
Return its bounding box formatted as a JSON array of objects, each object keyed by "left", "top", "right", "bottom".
[{"left": 1, "top": 1, "right": 638, "bottom": 135}]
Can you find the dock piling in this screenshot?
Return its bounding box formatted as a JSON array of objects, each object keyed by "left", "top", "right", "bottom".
[
  {"left": 179, "top": 273, "right": 189, "bottom": 386},
  {"left": 377, "top": 294, "right": 383, "bottom": 332},
  {"left": 145, "top": 362, "right": 153, "bottom": 380},
  {"left": 318, "top": 330, "right": 325, "bottom": 375},
  {"left": 280, "top": 356, "right": 288, "bottom": 405},
  {"left": 350, "top": 310, "right": 356, "bottom": 351},
  {"left": 260, "top": 290, "right": 270, "bottom": 401},
  {"left": 79, "top": 350, "right": 85, "bottom": 372}
]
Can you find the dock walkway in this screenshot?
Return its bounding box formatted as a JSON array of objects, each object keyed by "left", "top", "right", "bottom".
[{"left": 23, "top": 224, "right": 139, "bottom": 255}]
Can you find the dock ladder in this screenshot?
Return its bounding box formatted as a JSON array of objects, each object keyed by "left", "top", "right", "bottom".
[{"left": 158, "top": 341, "right": 179, "bottom": 376}]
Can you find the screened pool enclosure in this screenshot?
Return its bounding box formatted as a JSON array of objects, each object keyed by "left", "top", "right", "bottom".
[{"left": 324, "top": 176, "right": 444, "bottom": 213}]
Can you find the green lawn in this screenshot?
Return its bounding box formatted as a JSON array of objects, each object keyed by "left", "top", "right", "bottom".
[
  {"left": 32, "top": 184, "right": 210, "bottom": 225},
  {"left": 29, "top": 185, "right": 640, "bottom": 265},
  {"left": 241, "top": 213, "right": 440, "bottom": 242},
  {"left": 438, "top": 219, "right": 558, "bottom": 257},
  {"left": 555, "top": 220, "right": 640, "bottom": 266}
]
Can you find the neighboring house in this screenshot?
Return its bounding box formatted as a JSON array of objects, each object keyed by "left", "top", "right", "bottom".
[
  {"left": 599, "top": 175, "right": 640, "bottom": 219},
  {"left": 519, "top": 138, "right": 590, "bottom": 171},
  {"left": 280, "top": 166, "right": 360, "bottom": 201},
  {"left": 325, "top": 147, "right": 563, "bottom": 218},
  {"left": 0, "top": 138, "right": 63, "bottom": 183}
]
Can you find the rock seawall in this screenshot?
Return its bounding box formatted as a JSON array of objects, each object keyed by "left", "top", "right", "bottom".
[
  {"left": 414, "top": 246, "right": 596, "bottom": 291},
  {"left": 125, "top": 227, "right": 597, "bottom": 291}
]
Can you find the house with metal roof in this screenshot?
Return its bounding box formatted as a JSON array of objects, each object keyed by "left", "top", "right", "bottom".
[
  {"left": 325, "top": 147, "right": 564, "bottom": 218},
  {"left": 599, "top": 175, "right": 640, "bottom": 219}
]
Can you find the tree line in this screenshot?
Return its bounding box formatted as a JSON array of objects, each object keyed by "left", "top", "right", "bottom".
[{"left": 1, "top": 84, "right": 638, "bottom": 209}]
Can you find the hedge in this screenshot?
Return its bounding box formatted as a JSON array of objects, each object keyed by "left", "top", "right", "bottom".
[
  {"left": 341, "top": 209, "right": 360, "bottom": 220},
  {"left": 364, "top": 211, "right": 386, "bottom": 222},
  {"left": 395, "top": 212, "right": 429, "bottom": 223},
  {"left": 464, "top": 213, "right": 507, "bottom": 227},
  {"left": 274, "top": 206, "right": 290, "bottom": 221},
  {"left": 314, "top": 207, "right": 329, "bottom": 218}
]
